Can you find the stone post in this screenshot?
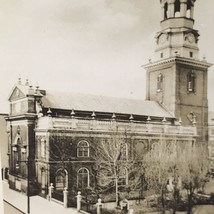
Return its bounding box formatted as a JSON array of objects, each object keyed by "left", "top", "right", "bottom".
[
  {"left": 129, "top": 209, "right": 134, "bottom": 214},
  {"left": 96, "top": 198, "right": 102, "bottom": 214},
  {"left": 1, "top": 168, "right": 4, "bottom": 180},
  {"left": 48, "top": 183, "right": 54, "bottom": 201},
  {"left": 77, "top": 191, "right": 82, "bottom": 212},
  {"left": 63, "top": 187, "right": 68, "bottom": 208},
  {"left": 168, "top": 0, "right": 175, "bottom": 18},
  {"left": 180, "top": 0, "right": 187, "bottom": 17}
]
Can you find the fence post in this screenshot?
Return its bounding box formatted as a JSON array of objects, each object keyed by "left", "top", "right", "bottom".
[
  {"left": 77, "top": 191, "right": 82, "bottom": 211},
  {"left": 63, "top": 187, "right": 68, "bottom": 208},
  {"left": 129, "top": 209, "right": 134, "bottom": 214},
  {"left": 1, "top": 168, "right": 4, "bottom": 180},
  {"left": 96, "top": 198, "right": 102, "bottom": 214},
  {"left": 48, "top": 183, "right": 54, "bottom": 201}
]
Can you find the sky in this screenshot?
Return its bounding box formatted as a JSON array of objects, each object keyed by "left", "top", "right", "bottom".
[{"left": 0, "top": 0, "right": 214, "bottom": 113}]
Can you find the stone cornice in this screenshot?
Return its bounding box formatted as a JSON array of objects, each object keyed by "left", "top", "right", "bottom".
[
  {"left": 143, "top": 56, "right": 213, "bottom": 70},
  {"left": 5, "top": 113, "right": 37, "bottom": 121}
]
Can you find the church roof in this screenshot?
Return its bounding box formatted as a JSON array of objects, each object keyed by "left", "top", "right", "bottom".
[{"left": 42, "top": 90, "right": 174, "bottom": 118}]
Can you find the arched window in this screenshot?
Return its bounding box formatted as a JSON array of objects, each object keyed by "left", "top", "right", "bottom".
[
  {"left": 164, "top": 2, "right": 168, "bottom": 19},
  {"left": 174, "top": 0, "right": 181, "bottom": 17},
  {"left": 186, "top": 0, "right": 192, "bottom": 18},
  {"left": 187, "top": 71, "right": 196, "bottom": 93},
  {"left": 187, "top": 0, "right": 192, "bottom": 11},
  {"left": 77, "top": 140, "right": 89, "bottom": 157},
  {"left": 55, "top": 169, "right": 68, "bottom": 191},
  {"left": 157, "top": 73, "right": 163, "bottom": 92},
  {"left": 77, "top": 167, "right": 89, "bottom": 189}
]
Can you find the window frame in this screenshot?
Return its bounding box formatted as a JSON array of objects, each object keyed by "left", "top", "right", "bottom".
[
  {"left": 55, "top": 168, "right": 68, "bottom": 191},
  {"left": 157, "top": 73, "right": 163, "bottom": 92},
  {"left": 77, "top": 140, "right": 90, "bottom": 157},
  {"left": 77, "top": 167, "right": 90, "bottom": 189},
  {"left": 187, "top": 71, "right": 196, "bottom": 93}
]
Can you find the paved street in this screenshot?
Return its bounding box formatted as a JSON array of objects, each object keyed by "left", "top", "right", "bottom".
[
  {"left": 4, "top": 200, "right": 25, "bottom": 214},
  {"left": 2, "top": 180, "right": 80, "bottom": 214},
  {"left": 2, "top": 179, "right": 214, "bottom": 214}
]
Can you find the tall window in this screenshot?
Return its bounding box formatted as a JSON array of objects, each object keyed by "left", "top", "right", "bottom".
[
  {"left": 187, "top": 71, "right": 196, "bottom": 93},
  {"left": 41, "top": 138, "right": 46, "bottom": 158},
  {"left": 55, "top": 169, "right": 68, "bottom": 191},
  {"left": 174, "top": 0, "right": 181, "bottom": 17},
  {"left": 164, "top": 2, "right": 168, "bottom": 19},
  {"left": 77, "top": 168, "right": 89, "bottom": 189},
  {"left": 186, "top": 0, "right": 192, "bottom": 18},
  {"left": 157, "top": 73, "right": 163, "bottom": 92},
  {"left": 77, "top": 140, "right": 89, "bottom": 157}
]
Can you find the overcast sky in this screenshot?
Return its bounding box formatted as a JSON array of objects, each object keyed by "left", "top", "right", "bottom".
[{"left": 0, "top": 0, "right": 214, "bottom": 113}]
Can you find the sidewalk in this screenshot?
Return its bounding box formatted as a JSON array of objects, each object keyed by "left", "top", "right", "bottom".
[{"left": 2, "top": 180, "right": 80, "bottom": 214}]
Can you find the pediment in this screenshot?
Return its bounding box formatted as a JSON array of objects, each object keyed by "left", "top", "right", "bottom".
[{"left": 8, "top": 86, "right": 27, "bottom": 101}]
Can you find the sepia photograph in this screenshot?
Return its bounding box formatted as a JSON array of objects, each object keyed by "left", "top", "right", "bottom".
[{"left": 1, "top": 0, "right": 214, "bottom": 213}]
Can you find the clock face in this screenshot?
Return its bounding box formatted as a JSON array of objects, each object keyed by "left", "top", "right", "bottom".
[
  {"left": 187, "top": 33, "right": 195, "bottom": 43},
  {"left": 159, "top": 34, "right": 167, "bottom": 44}
]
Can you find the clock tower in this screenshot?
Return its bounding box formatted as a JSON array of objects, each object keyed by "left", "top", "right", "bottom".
[{"left": 144, "top": 0, "right": 212, "bottom": 142}]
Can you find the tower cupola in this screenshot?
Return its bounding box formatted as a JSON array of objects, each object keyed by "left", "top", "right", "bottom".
[
  {"left": 160, "top": 0, "right": 195, "bottom": 21},
  {"left": 156, "top": 0, "right": 199, "bottom": 60}
]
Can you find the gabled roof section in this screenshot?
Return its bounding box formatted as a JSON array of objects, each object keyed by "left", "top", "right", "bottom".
[
  {"left": 8, "top": 84, "right": 29, "bottom": 101},
  {"left": 41, "top": 90, "right": 174, "bottom": 119}
]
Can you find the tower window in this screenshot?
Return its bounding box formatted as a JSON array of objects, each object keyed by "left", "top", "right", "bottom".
[
  {"left": 174, "top": 0, "right": 181, "bottom": 17},
  {"left": 160, "top": 53, "right": 164, "bottom": 58},
  {"left": 190, "top": 52, "right": 193, "bottom": 58},
  {"left": 164, "top": 2, "right": 168, "bottom": 19},
  {"left": 187, "top": 71, "right": 196, "bottom": 93},
  {"left": 186, "top": 0, "right": 193, "bottom": 18},
  {"left": 157, "top": 73, "right": 163, "bottom": 92},
  {"left": 187, "top": 0, "right": 192, "bottom": 10}
]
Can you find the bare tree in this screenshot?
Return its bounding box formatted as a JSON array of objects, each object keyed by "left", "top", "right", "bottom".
[
  {"left": 92, "top": 131, "right": 141, "bottom": 205},
  {"left": 176, "top": 143, "right": 209, "bottom": 214},
  {"left": 144, "top": 137, "right": 177, "bottom": 214}
]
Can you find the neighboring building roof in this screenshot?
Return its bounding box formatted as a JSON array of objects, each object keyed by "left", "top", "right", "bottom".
[
  {"left": 0, "top": 114, "right": 8, "bottom": 168},
  {"left": 42, "top": 90, "right": 174, "bottom": 118}
]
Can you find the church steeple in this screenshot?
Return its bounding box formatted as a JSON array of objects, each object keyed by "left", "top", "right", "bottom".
[
  {"left": 144, "top": 0, "right": 212, "bottom": 142},
  {"left": 156, "top": 0, "right": 199, "bottom": 60}
]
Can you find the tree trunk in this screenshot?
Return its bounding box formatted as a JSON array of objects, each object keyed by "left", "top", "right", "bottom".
[
  {"left": 173, "top": 188, "right": 179, "bottom": 214},
  {"left": 187, "top": 192, "right": 193, "bottom": 214},
  {"left": 115, "top": 176, "right": 119, "bottom": 206},
  {"left": 161, "top": 189, "right": 166, "bottom": 214}
]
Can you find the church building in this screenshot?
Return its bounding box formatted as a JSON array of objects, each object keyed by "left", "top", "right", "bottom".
[{"left": 5, "top": 0, "right": 212, "bottom": 204}]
